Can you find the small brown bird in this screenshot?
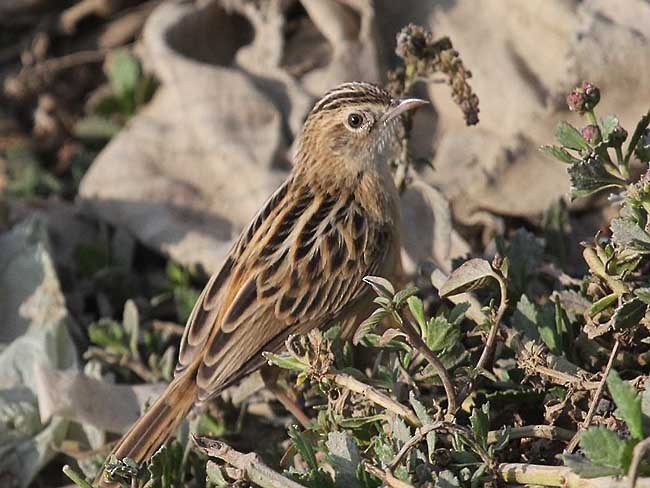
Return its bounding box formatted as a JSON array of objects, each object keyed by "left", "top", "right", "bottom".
[{"left": 97, "top": 82, "right": 427, "bottom": 486}]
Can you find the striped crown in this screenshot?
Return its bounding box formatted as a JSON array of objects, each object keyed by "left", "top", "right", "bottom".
[{"left": 311, "top": 82, "right": 393, "bottom": 114}]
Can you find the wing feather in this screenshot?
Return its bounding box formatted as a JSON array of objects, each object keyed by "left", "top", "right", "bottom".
[{"left": 176, "top": 176, "right": 397, "bottom": 400}]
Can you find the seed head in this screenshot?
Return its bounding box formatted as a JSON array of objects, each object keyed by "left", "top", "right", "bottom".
[
  {"left": 581, "top": 124, "right": 600, "bottom": 145},
  {"left": 567, "top": 81, "right": 600, "bottom": 114}
]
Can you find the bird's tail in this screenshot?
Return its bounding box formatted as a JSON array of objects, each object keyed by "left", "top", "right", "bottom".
[{"left": 95, "top": 371, "right": 198, "bottom": 487}]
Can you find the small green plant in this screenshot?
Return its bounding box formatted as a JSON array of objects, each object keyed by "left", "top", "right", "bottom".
[{"left": 74, "top": 49, "right": 158, "bottom": 143}]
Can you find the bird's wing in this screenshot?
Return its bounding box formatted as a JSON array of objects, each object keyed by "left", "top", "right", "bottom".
[{"left": 175, "top": 176, "right": 395, "bottom": 400}]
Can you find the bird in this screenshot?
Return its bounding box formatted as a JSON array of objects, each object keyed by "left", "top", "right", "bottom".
[{"left": 96, "top": 81, "right": 427, "bottom": 486}]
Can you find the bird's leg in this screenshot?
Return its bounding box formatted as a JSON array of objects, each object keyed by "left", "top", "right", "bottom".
[{"left": 260, "top": 365, "right": 311, "bottom": 428}]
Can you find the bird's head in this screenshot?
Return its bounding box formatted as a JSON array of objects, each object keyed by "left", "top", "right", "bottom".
[{"left": 296, "top": 82, "right": 428, "bottom": 172}]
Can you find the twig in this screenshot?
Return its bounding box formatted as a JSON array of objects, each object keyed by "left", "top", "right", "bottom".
[
  {"left": 193, "top": 435, "right": 306, "bottom": 488},
  {"left": 487, "top": 425, "right": 575, "bottom": 445},
  {"left": 333, "top": 372, "right": 420, "bottom": 427},
  {"left": 628, "top": 437, "right": 650, "bottom": 488},
  {"left": 400, "top": 320, "right": 458, "bottom": 416},
  {"left": 84, "top": 346, "right": 158, "bottom": 382},
  {"left": 566, "top": 339, "right": 620, "bottom": 453},
  {"left": 23, "top": 48, "right": 110, "bottom": 76},
  {"left": 475, "top": 272, "right": 508, "bottom": 371},
  {"left": 497, "top": 462, "right": 650, "bottom": 487},
  {"left": 505, "top": 329, "right": 600, "bottom": 390},
  {"left": 63, "top": 465, "right": 93, "bottom": 488},
  {"left": 150, "top": 319, "right": 185, "bottom": 336},
  {"left": 455, "top": 268, "right": 508, "bottom": 409},
  {"left": 363, "top": 461, "right": 414, "bottom": 488},
  {"left": 389, "top": 422, "right": 491, "bottom": 471}
]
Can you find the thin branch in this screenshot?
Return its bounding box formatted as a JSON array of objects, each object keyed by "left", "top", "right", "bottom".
[
  {"left": 455, "top": 269, "right": 508, "bottom": 409},
  {"left": 193, "top": 435, "right": 306, "bottom": 488},
  {"left": 497, "top": 462, "right": 650, "bottom": 488},
  {"left": 150, "top": 320, "right": 185, "bottom": 336},
  {"left": 83, "top": 346, "right": 158, "bottom": 382},
  {"left": 566, "top": 339, "right": 620, "bottom": 453},
  {"left": 400, "top": 320, "right": 458, "bottom": 416},
  {"left": 389, "top": 422, "right": 491, "bottom": 471},
  {"left": 487, "top": 425, "right": 575, "bottom": 445},
  {"left": 362, "top": 461, "right": 414, "bottom": 488},
  {"left": 333, "top": 372, "right": 420, "bottom": 427},
  {"left": 628, "top": 437, "right": 650, "bottom": 488},
  {"left": 475, "top": 272, "right": 508, "bottom": 371}
]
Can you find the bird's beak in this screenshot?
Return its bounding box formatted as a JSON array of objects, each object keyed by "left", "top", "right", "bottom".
[{"left": 380, "top": 98, "right": 429, "bottom": 125}]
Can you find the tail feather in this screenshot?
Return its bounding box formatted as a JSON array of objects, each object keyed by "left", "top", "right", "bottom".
[{"left": 96, "top": 372, "right": 198, "bottom": 487}]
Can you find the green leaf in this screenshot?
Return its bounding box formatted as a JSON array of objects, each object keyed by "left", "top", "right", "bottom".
[
  {"left": 607, "top": 370, "right": 644, "bottom": 439},
  {"left": 624, "top": 110, "right": 650, "bottom": 164},
  {"left": 289, "top": 426, "right": 319, "bottom": 470},
  {"left": 448, "top": 302, "right": 469, "bottom": 325},
  {"left": 73, "top": 115, "right": 122, "bottom": 141},
  {"left": 438, "top": 259, "right": 496, "bottom": 297},
  {"left": 554, "top": 121, "right": 589, "bottom": 151},
  {"left": 580, "top": 426, "right": 632, "bottom": 472},
  {"left": 62, "top": 466, "right": 94, "bottom": 488},
  {"left": 642, "top": 386, "right": 650, "bottom": 436},
  {"left": 538, "top": 302, "right": 561, "bottom": 355},
  {"left": 173, "top": 286, "right": 200, "bottom": 324},
  {"left": 263, "top": 352, "right": 308, "bottom": 372},
  {"left": 611, "top": 217, "right": 650, "bottom": 252},
  {"left": 148, "top": 442, "right": 184, "bottom": 487},
  {"left": 469, "top": 403, "right": 490, "bottom": 449},
  {"left": 337, "top": 414, "right": 385, "bottom": 429},
  {"left": 568, "top": 155, "right": 625, "bottom": 200},
  {"left": 205, "top": 461, "right": 229, "bottom": 487},
  {"left": 562, "top": 453, "right": 622, "bottom": 478},
  {"left": 542, "top": 198, "right": 570, "bottom": 267},
  {"left": 635, "top": 288, "right": 650, "bottom": 305},
  {"left": 107, "top": 50, "right": 142, "bottom": 115},
  {"left": 501, "top": 229, "right": 544, "bottom": 299},
  {"left": 393, "top": 285, "right": 419, "bottom": 306},
  {"left": 425, "top": 316, "right": 459, "bottom": 352},
  {"left": 612, "top": 298, "right": 647, "bottom": 330},
  {"left": 122, "top": 299, "right": 140, "bottom": 358},
  {"left": 88, "top": 319, "right": 129, "bottom": 355},
  {"left": 392, "top": 417, "right": 412, "bottom": 445},
  {"left": 363, "top": 276, "right": 395, "bottom": 299},
  {"left": 326, "top": 432, "right": 361, "bottom": 488},
  {"left": 540, "top": 144, "right": 580, "bottom": 164},
  {"left": 600, "top": 115, "right": 619, "bottom": 143},
  {"left": 407, "top": 296, "right": 426, "bottom": 334},
  {"left": 512, "top": 294, "right": 540, "bottom": 341},
  {"left": 589, "top": 292, "right": 619, "bottom": 316},
  {"left": 434, "top": 470, "right": 461, "bottom": 487},
  {"left": 353, "top": 308, "right": 389, "bottom": 345},
  {"left": 409, "top": 393, "right": 436, "bottom": 461}
]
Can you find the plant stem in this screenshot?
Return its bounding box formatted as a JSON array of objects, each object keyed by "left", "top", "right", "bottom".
[
  {"left": 455, "top": 270, "right": 508, "bottom": 409},
  {"left": 333, "top": 372, "right": 420, "bottom": 427},
  {"left": 193, "top": 435, "right": 306, "bottom": 488},
  {"left": 566, "top": 339, "right": 620, "bottom": 453},
  {"left": 487, "top": 425, "right": 574, "bottom": 444},
  {"left": 476, "top": 272, "right": 508, "bottom": 371},
  {"left": 400, "top": 320, "right": 458, "bottom": 416},
  {"left": 497, "top": 463, "right": 650, "bottom": 487},
  {"left": 63, "top": 465, "right": 94, "bottom": 488},
  {"left": 615, "top": 145, "right": 629, "bottom": 179},
  {"left": 628, "top": 437, "right": 650, "bottom": 488},
  {"left": 624, "top": 110, "right": 650, "bottom": 165},
  {"left": 363, "top": 462, "right": 414, "bottom": 488},
  {"left": 390, "top": 422, "right": 492, "bottom": 471}
]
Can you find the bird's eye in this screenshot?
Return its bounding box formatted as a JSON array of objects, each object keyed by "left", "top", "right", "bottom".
[{"left": 347, "top": 112, "right": 363, "bottom": 129}]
